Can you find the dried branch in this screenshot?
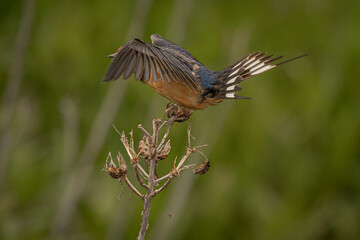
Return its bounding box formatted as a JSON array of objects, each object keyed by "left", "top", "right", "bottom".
[
  {"left": 134, "top": 165, "right": 150, "bottom": 191},
  {"left": 156, "top": 121, "right": 174, "bottom": 151},
  {"left": 113, "top": 125, "right": 149, "bottom": 179},
  {"left": 154, "top": 176, "right": 173, "bottom": 195},
  {"left": 104, "top": 104, "right": 208, "bottom": 240},
  {"left": 124, "top": 176, "right": 143, "bottom": 199},
  {"left": 138, "top": 124, "right": 151, "bottom": 136}
]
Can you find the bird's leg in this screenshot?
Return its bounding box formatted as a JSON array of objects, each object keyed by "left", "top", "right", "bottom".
[
  {"left": 176, "top": 107, "right": 193, "bottom": 122},
  {"left": 164, "top": 103, "right": 178, "bottom": 119},
  {"left": 165, "top": 103, "right": 192, "bottom": 122}
]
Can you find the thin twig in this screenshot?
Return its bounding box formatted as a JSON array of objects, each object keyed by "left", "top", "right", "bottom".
[
  {"left": 155, "top": 173, "right": 171, "bottom": 183},
  {"left": 194, "top": 147, "right": 208, "bottom": 159},
  {"left": 134, "top": 163, "right": 149, "bottom": 179},
  {"left": 129, "top": 130, "right": 134, "bottom": 150},
  {"left": 193, "top": 144, "right": 208, "bottom": 149},
  {"left": 138, "top": 124, "right": 151, "bottom": 136},
  {"left": 187, "top": 123, "right": 193, "bottom": 148},
  {"left": 152, "top": 119, "right": 160, "bottom": 147},
  {"left": 134, "top": 166, "right": 150, "bottom": 191},
  {"left": 156, "top": 121, "right": 174, "bottom": 151},
  {"left": 124, "top": 176, "right": 144, "bottom": 199},
  {"left": 154, "top": 177, "right": 173, "bottom": 195},
  {"left": 155, "top": 156, "right": 177, "bottom": 183},
  {"left": 115, "top": 126, "right": 149, "bottom": 178},
  {"left": 176, "top": 148, "right": 194, "bottom": 171},
  {"left": 158, "top": 118, "right": 172, "bottom": 132},
  {"left": 178, "top": 164, "right": 196, "bottom": 172}
]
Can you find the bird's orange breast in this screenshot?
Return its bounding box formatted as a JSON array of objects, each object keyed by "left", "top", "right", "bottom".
[{"left": 144, "top": 75, "right": 222, "bottom": 110}]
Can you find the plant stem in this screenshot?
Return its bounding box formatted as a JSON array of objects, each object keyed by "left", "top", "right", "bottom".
[
  {"left": 138, "top": 129, "right": 157, "bottom": 240},
  {"left": 137, "top": 196, "right": 153, "bottom": 240}
]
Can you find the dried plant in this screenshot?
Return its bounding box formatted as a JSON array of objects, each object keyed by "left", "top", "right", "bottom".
[{"left": 104, "top": 104, "right": 210, "bottom": 240}]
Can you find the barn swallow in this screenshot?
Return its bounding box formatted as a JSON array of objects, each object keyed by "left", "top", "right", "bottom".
[{"left": 104, "top": 34, "right": 306, "bottom": 110}]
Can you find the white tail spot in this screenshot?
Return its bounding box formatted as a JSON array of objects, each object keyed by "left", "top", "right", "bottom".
[
  {"left": 227, "top": 76, "right": 237, "bottom": 84},
  {"left": 226, "top": 85, "right": 236, "bottom": 91},
  {"left": 226, "top": 92, "right": 235, "bottom": 98},
  {"left": 251, "top": 63, "right": 266, "bottom": 72},
  {"left": 245, "top": 59, "right": 262, "bottom": 70},
  {"left": 229, "top": 68, "right": 240, "bottom": 77},
  {"left": 233, "top": 61, "right": 243, "bottom": 69},
  {"left": 251, "top": 65, "right": 275, "bottom": 75}
]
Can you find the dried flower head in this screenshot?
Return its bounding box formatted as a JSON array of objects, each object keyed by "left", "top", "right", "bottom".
[
  {"left": 157, "top": 139, "right": 171, "bottom": 160},
  {"left": 107, "top": 164, "right": 123, "bottom": 179},
  {"left": 139, "top": 136, "right": 153, "bottom": 161},
  {"left": 194, "top": 158, "right": 210, "bottom": 175},
  {"left": 117, "top": 152, "right": 128, "bottom": 174}
]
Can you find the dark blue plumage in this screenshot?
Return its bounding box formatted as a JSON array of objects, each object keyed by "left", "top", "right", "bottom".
[{"left": 196, "top": 66, "right": 216, "bottom": 90}]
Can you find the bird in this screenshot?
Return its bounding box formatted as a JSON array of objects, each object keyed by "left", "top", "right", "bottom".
[{"left": 104, "top": 34, "right": 306, "bottom": 110}]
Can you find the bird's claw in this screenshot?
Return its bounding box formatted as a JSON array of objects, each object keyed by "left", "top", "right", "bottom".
[{"left": 165, "top": 103, "right": 192, "bottom": 122}]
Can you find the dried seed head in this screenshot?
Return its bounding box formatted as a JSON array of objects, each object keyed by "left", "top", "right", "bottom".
[
  {"left": 139, "top": 136, "right": 153, "bottom": 160},
  {"left": 138, "top": 138, "right": 146, "bottom": 157},
  {"left": 170, "top": 168, "right": 179, "bottom": 178},
  {"left": 194, "top": 158, "right": 210, "bottom": 175},
  {"left": 105, "top": 152, "right": 128, "bottom": 179},
  {"left": 157, "top": 139, "right": 171, "bottom": 160},
  {"left": 117, "top": 152, "right": 128, "bottom": 174},
  {"left": 107, "top": 164, "right": 123, "bottom": 179}
]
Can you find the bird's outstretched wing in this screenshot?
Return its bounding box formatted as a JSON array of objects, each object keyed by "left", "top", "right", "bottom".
[{"left": 104, "top": 39, "right": 202, "bottom": 94}]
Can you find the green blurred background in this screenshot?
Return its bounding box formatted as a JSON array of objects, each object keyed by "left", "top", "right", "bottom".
[{"left": 1, "top": 0, "right": 360, "bottom": 239}]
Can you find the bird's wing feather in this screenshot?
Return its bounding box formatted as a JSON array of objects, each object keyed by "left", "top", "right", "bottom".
[
  {"left": 104, "top": 39, "right": 202, "bottom": 94},
  {"left": 150, "top": 34, "right": 199, "bottom": 63},
  {"left": 216, "top": 52, "right": 307, "bottom": 99}
]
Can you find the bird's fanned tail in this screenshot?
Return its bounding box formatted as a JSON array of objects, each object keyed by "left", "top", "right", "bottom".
[{"left": 215, "top": 52, "right": 307, "bottom": 99}]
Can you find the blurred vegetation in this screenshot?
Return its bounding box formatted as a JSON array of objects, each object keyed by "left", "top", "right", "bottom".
[{"left": 1, "top": 0, "right": 360, "bottom": 239}]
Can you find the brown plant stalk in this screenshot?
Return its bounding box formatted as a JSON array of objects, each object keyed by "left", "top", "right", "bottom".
[{"left": 105, "top": 104, "right": 210, "bottom": 240}]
